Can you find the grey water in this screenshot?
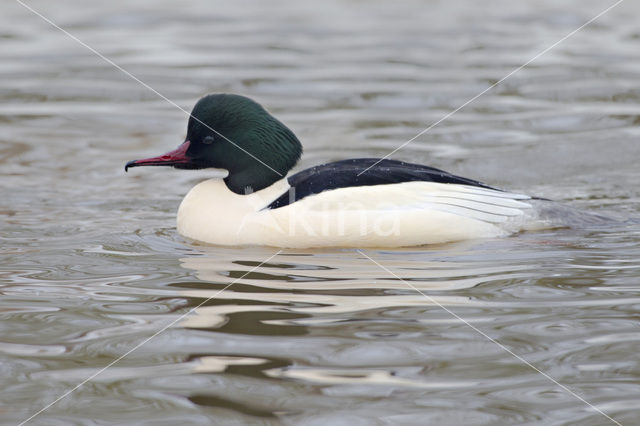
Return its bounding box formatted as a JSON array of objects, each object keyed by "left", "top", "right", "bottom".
[{"left": 1, "top": 0, "right": 640, "bottom": 424}]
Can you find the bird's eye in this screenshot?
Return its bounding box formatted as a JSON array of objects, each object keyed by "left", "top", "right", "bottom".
[{"left": 202, "top": 136, "right": 215, "bottom": 145}]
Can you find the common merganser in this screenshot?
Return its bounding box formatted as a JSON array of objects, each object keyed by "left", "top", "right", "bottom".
[{"left": 126, "top": 94, "right": 547, "bottom": 248}]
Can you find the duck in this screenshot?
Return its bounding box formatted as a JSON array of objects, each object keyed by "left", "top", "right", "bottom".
[{"left": 126, "top": 94, "right": 547, "bottom": 248}]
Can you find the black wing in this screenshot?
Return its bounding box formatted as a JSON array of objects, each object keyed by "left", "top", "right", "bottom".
[{"left": 266, "top": 158, "right": 500, "bottom": 210}]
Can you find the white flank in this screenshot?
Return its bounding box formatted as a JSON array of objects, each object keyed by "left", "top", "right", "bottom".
[{"left": 176, "top": 178, "right": 547, "bottom": 248}]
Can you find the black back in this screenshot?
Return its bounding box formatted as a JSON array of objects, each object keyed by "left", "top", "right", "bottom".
[{"left": 266, "top": 158, "right": 499, "bottom": 209}]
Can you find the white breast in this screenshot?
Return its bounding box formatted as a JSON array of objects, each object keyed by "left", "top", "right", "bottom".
[{"left": 177, "top": 178, "right": 546, "bottom": 248}]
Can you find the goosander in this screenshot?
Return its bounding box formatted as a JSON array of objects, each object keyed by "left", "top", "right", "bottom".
[{"left": 126, "top": 94, "right": 546, "bottom": 248}]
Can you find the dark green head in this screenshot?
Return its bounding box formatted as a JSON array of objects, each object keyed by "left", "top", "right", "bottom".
[{"left": 126, "top": 94, "right": 303, "bottom": 194}]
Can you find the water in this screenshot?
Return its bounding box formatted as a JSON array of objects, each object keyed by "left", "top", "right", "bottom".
[{"left": 2, "top": 0, "right": 640, "bottom": 424}]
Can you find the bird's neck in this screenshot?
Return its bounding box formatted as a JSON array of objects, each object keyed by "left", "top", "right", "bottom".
[{"left": 224, "top": 167, "right": 285, "bottom": 194}]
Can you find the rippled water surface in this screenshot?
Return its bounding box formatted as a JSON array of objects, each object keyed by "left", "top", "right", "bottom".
[{"left": 2, "top": 0, "right": 640, "bottom": 424}]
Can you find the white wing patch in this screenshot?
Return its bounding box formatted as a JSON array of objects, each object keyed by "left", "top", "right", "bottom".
[
  {"left": 405, "top": 184, "right": 532, "bottom": 224},
  {"left": 301, "top": 181, "right": 533, "bottom": 225}
]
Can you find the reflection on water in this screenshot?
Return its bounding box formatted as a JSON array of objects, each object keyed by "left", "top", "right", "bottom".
[{"left": 2, "top": 0, "right": 640, "bottom": 424}]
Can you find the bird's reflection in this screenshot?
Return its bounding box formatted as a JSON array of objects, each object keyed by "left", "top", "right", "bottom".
[
  {"left": 169, "top": 241, "right": 533, "bottom": 342},
  {"left": 168, "top": 240, "right": 534, "bottom": 415}
]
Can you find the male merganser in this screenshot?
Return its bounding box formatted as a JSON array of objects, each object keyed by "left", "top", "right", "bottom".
[{"left": 126, "top": 94, "right": 546, "bottom": 248}]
